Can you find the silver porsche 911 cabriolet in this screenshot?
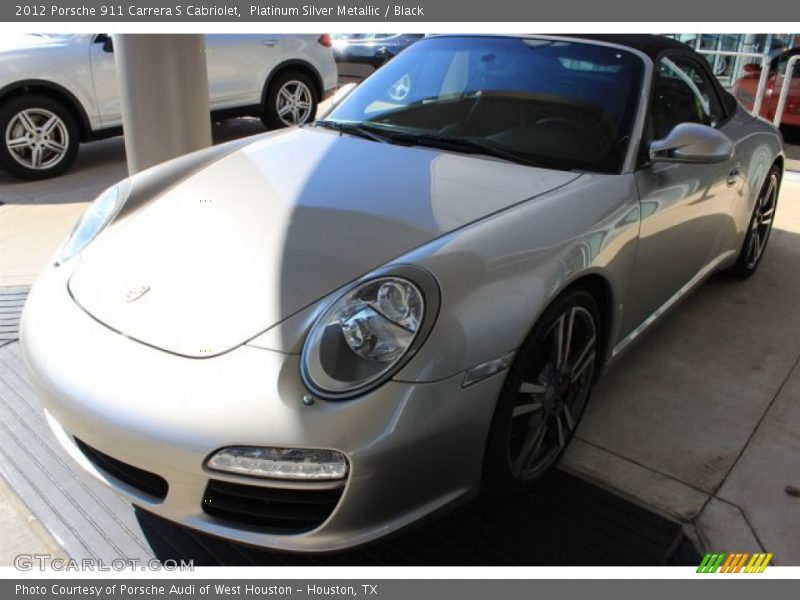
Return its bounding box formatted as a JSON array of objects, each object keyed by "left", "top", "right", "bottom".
[{"left": 22, "top": 34, "right": 783, "bottom": 552}]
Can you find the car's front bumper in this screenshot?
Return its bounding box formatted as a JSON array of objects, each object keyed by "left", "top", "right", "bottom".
[{"left": 20, "top": 263, "right": 505, "bottom": 552}]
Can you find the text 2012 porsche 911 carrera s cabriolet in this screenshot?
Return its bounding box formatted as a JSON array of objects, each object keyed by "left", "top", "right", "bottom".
[{"left": 22, "top": 34, "right": 783, "bottom": 552}]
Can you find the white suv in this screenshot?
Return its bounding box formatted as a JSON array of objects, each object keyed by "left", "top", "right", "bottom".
[{"left": 0, "top": 33, "right": 338, "bottom": 179}]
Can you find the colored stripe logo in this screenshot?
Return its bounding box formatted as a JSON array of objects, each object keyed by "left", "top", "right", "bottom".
[{"left": 697, "top": 552, "right": 773, "bottom": 573}]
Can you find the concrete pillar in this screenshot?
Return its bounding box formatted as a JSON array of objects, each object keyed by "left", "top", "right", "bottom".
[{"left": 114, "top": 34, "right": 212, "bottom": 175}]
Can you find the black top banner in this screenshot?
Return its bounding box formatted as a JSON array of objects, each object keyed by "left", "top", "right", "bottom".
[{"left": 3, "top": 0, "right": 799, "bottom": 22}]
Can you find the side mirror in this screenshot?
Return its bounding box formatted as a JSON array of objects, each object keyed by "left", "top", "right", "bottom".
[
  {"left": 649, "top": 123, "right": 734, "bottom": 164},
  {"left": 743, "top": 63, "right": 761, "bottom": 74}
]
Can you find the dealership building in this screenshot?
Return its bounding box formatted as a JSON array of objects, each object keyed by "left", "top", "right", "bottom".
[
  {"left": 667, "top": 33, "right": 800, "bottom": 81},
  {"left": 664, "top": 33, "right": 800, "bottom": 170}
]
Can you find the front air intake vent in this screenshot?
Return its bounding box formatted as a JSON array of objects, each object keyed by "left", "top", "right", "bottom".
[
  {"left": 202, "top": 479, "right": 343, "bottom": 534},
  {"left": 74, "top": 438, "right": 168, "bottom": 500}
]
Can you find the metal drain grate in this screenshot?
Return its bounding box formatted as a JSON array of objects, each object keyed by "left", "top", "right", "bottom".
[{"left": 136, "top": 470, "right": 701, "bottom": 566}]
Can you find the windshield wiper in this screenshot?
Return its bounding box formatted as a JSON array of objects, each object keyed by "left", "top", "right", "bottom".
[
  {"left": 383, "top": 131, "right": 544, "bottom": 168},
  {"left": 315, "top": 120, "right": 391, "bottom": 144},
  {"left": 318, "top": 121, "right": 547, "bottom": 168}
]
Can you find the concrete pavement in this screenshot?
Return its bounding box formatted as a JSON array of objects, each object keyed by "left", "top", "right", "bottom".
[{"left": 0, "top": 475, "right": 67, "bottom": 565}]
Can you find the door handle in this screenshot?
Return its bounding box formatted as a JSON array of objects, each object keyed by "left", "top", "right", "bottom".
[
  {"left": 262, "top": 39, "right": 278, "bottom": 47},
  {"left": 727, "top": 164, "right": 742, "bottom": 187}
]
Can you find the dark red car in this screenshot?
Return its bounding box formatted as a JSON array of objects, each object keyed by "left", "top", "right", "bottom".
[{"left": 732, "top": 47, "right": 800, "bottom": 126}]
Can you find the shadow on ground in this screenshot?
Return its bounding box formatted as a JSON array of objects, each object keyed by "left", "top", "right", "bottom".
[{"left": 135, "top": 470, "right": 700, "bottom": 566}]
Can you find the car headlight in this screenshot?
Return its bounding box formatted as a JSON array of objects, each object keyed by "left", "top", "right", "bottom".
[
  {"left": 58, "top": 180, "right": 131, "bottom": 263},
  {"left": 301, "top": 266, "right": 439, "bottom": 399}
]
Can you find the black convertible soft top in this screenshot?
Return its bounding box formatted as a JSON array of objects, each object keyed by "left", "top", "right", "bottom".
[
  {"left": 563, "top": 34, "right": 695, "bottom": 59},
  {"left": 564, "top": 34, "right": 739, "bottom": 116}
]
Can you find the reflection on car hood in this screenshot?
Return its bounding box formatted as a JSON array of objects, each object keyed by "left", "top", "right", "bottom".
[{"left": 69, "top": 127, "right": 580, "bottom": 357}]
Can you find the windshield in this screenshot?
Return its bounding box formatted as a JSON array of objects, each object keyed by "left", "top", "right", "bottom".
[{"left": 326, "top": 36, "right": 644, "bottom": 173}]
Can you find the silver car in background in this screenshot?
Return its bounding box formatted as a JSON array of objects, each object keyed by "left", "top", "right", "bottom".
[
  {"left": 22, "top": 34, "right": 783, "bottom": 552},
  {"left": 0, "top": 33, "right": 338, "bottom": 179}
]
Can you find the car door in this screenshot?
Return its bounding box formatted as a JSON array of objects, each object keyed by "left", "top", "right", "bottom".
[
  {"left": 624, "top": 53, "right": 739, "bottom": 332},
  {"left": 204, "top": 34, "right": 284, "bottom": 110},
  {"left": 88, "top": 34, "right": 122, "bottom": 128}
]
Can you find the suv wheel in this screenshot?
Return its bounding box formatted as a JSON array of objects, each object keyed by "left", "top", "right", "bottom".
[
  {"left": 261, "top": 71, "right": 318, "bottom": 129},
  {"left": 0, "top": 95, "right": 79, "bottom": 180}
]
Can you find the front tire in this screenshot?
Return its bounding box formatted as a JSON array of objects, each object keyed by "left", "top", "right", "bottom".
[
  {"left": 483, "top": 288, "right": 601, "bottom": 495},
  {"left": 0, "top": 95, "right": 79, "bottom": 180},
  {"left": 261, "top": 71, "right": 318, "bottom": 129},
  {"left": 727, "top": 165, "right": 781, "bottom": 279}
]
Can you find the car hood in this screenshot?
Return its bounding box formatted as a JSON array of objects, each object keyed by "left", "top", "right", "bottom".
[{"left": 69, "top": 127, "right": 580, "bottom": 357}]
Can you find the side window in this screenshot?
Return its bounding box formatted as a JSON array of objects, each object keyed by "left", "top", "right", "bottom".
[{"left": 651, "top": 55, "right": 725, "bottom": 139}]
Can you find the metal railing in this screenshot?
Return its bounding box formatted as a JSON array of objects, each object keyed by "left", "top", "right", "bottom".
[
  {"left": 697, "top": 49, "right": 798, "bottom": 129},
  {"left": 697, "top": 49, "right": 770, "bottom": 115},
  {"left": 773, "top": 54, "right": 799, "bottom": 128}
]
